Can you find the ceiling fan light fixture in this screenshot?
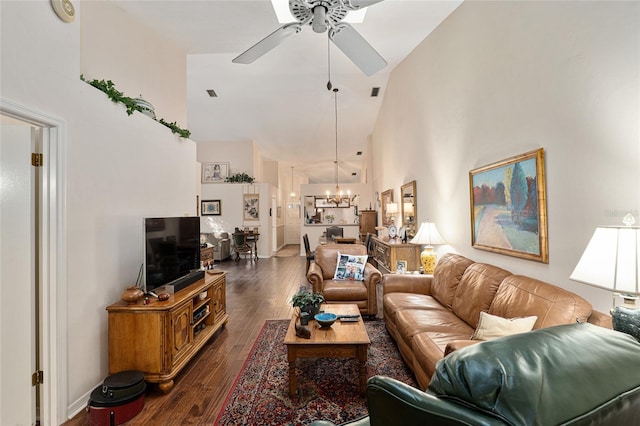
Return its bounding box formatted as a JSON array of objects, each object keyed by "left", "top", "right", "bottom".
[
  {"left": 270, "top": 0, "right": 367, "bottom": 24},
  {"left": 312, "top": 5, "right": 328, "bottom": 33},
  {"left": 240, "top": 0, "right": 385, "bottom": 75}
]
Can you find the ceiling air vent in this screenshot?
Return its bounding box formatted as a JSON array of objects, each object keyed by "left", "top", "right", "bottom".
[
  {"left": 352, "top": 172, "right": 357, "bottom": 176},
  {"left": 370, "top": 87, "right": 380, "bottom": 97},
  {"left": 206, "top": 89, "right": 218, "bottom": 98},
  {"left": 356, "top": 151, "right": 363, "bottom": 156}
]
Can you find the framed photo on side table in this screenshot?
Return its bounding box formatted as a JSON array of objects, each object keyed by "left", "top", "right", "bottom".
[
  {"left": 202, "top": 162, "right": 229, "bottom": 183},
  {"left": 395, "top": 260, "right": 407, "bottom": 274},
  {"left": 469, "top": 148, "right": 548, "bottom": 263},
  {"left": 201, "top": 200, "right": 221, "bottom": 216}
]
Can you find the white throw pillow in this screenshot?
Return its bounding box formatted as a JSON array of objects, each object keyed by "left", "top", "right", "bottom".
[
  {"left": 333, "top": 252, "right": 368, "bottom": 281},
  {"left": 471, "top": 311, "right": 537, "bottom": 341}
]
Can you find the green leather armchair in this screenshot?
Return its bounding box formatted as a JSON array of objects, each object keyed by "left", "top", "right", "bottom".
[{"left": 312, "top": 323, "right": 640, "bottom": 426}]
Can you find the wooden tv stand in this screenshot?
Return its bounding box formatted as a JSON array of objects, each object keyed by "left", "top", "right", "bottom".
[{"left": 106, "top": 271, "right": 227, "bottom": 392}]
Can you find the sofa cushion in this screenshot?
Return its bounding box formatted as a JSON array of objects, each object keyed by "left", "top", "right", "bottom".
[
  {"left": 451, "top": 263, "right": 512, "bottom": 328},
  {"left": 470, "top": 311, "right": 537, "bottom": 340},
  {"left": 383, "top": 293, "right": 447, "bottom": 323},
  {"left": 430, "top": 254, "right": 474, "bottom": 309},
  {"left": 428, "top": 323, "right": 640, "bottom": 426},
  {"left": 395, "top": 309, "right": 473, "bottom": 346},
  {"left": 489, "top": 275, "right": 592, "bottom": 327},
  {"left": 333, "top": 253, "right": 367, "bottom": 281},
  {"left": 322, "top": 280, "right": 367, "bottom": 301}
]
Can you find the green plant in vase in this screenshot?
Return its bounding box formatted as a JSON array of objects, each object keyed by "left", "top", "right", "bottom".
[{"left": 291, "top": 291, "right": 325, "bottom": 317}]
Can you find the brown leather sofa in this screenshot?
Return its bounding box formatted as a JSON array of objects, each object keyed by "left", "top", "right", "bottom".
[
  {"left": 307, "top": 243, "right": 382, "bottom": 316},
  {"left": 383, "top": 253, "right": 612, "bottom": 390}
]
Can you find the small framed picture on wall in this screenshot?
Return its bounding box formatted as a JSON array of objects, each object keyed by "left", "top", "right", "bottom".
[
  {"left": 243, "top": 193, "right": 259, "bottom": 221},
  {"left": 201, "top": 199, "right": 221, "bottom": 216},
  {"left": 202, "top": 162, "right": 229, "bottom": 183}
]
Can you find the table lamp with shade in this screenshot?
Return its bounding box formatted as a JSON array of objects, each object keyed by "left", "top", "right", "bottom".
[
  {"left": 410, "top": 221, "right": 446, "bottom": 274},
  {"left": 569, "top": 213, "right": 640, "bottom": 340}
]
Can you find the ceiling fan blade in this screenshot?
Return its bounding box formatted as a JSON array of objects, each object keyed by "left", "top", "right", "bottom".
[
  {"left": 232, "top": 23, "right": 302, "bottom": 64},
  {"left": 343, "top": 0, "right": 384, "bottom": 10},
  {"left": 329, "top": 23, "right": 387, "bottom": 76}
]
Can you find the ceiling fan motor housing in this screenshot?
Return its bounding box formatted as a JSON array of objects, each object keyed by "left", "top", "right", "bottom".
[{"left": 290, "top": 0, "right": 348, "bottom": 32}]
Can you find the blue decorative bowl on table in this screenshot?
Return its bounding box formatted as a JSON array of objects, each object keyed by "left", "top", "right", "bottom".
[{"left": 315, "top": 312, "right": 338, "bottom": 328}]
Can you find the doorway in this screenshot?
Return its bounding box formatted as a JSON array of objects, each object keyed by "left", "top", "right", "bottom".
[{"left": 0, "top": 99, "right": 67, "bottom": 425}]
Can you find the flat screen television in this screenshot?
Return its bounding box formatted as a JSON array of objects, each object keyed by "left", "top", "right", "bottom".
[{"left": 143, "top": 216, "right": 202, "bottom": 294}]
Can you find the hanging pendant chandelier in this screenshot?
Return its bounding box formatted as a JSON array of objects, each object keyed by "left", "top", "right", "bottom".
[{"left": 326, "top": 87, "right": 348, "bottom": 206}]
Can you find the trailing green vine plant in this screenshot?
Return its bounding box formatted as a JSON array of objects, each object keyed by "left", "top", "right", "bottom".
[
  {"left": 80, "top": 75, "right": 191, "bottom": 138},
  {"left": 225, "top": 172, "right": 255, "bottom": 183}
]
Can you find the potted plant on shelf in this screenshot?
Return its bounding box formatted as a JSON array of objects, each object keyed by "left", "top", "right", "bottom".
[{"left": 291, "top": 291, "right": 325, "bottom": 317}]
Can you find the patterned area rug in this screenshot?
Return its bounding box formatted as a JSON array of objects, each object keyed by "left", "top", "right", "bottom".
[{"left": 215, "top": 319, "right": 417, "bottom": 425}]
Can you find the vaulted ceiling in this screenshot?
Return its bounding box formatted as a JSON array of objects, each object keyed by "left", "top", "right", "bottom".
[{"left": 111, "top": 0, "right": 462, "bottom": 183}]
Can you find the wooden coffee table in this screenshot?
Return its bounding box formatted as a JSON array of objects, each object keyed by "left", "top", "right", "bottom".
[{"left": 283, "top": 304, "right": 371, "bottom": 397}]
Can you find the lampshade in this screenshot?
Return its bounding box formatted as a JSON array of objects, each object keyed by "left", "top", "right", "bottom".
[
  {"left": 386, "top": 202, "right": 399, "bottom": 215},
  {"left": 410, "top": 222, "right": 446, "bottom": 246},
  {"left": 570, "top": 222, "right": 640, "bottom": 340},
  {"left": 403, "top": 202, "right": 414, "bottom": 215},
  {"left": 570, "top": 226, "right": 640, "bottom": 296},
  {"left": 410, "top": 222, "right": 446, "bottom": 274}
]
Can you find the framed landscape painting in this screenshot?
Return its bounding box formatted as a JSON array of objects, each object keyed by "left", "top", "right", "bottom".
[{"left": 469, "top": 148, "right": 548, "bottom": 263}]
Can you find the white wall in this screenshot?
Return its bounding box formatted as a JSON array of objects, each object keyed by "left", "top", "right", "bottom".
[
  {"left": 373, "top": 1, "right": 640, "bottom": 313},
  {"left": 80, "top": 1, "right": 187, "bottom": 127},
  {"left": 1, "top": 1, "right": 197, "bottom": 421}
]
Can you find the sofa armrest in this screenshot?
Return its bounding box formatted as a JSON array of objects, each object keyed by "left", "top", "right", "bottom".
[
  {"left": 363, "top": 263, "right": 382, "bottom": 287},
  {"left": 588, "top": 309, "right": 612, "bottom": 328},
  {"left": 307, "top": 262, "right": 324, "bottom": 294},
  {"left": 382, "top": 274, "right": 432, "bottom": 296},
  {"left": 365, "top": 376, "right": 506, "bottom": 426},
  {"left": 444, "top": 340, "right": 479, "bottom": 356}
]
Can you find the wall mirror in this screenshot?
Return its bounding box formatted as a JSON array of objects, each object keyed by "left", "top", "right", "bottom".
[
  {"left": 381, "top": 189, "right": 393, "bottom": 226},
  {"left": 401, "top": 180, "right": 417, "bottom": 238}
]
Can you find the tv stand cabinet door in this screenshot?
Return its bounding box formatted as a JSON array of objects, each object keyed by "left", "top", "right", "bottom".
[
  {"left": 212, "top": 278, "right": 226, "bottom": 323},
  {"left": 170, "top": 302, "right": 193, "bottom": 366},
  {"left": 108, "top": 310, "right": 165, "bottom": 374}
]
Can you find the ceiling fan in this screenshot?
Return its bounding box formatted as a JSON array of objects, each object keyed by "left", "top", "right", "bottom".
[{"left": 232, "top": 0, "right": 387, "bottom": 76}]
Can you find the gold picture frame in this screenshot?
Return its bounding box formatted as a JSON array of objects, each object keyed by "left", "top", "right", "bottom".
[
  {"left": 469, "top": 148, "right": 548, "bottom": 263},
  {"left": 381, "top": 189, "right": 393, "bottom": 226}
]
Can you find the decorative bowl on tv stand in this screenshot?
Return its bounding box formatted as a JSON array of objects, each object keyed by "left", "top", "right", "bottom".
[{"left": 121, "top": 286, "right": 144, "bottom": 304}]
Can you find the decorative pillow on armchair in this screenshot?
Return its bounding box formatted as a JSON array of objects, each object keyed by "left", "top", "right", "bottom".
[
  {"left": 471, "top": 311, "right": 537, "bottom": 340},
  {"left": 333, "top": 253, "right": 368, "bottom": 281}
]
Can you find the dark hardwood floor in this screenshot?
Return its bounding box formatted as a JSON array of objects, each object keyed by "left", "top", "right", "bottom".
[{"left": 65, "top": 246, "right": 306, "bottom": 425}]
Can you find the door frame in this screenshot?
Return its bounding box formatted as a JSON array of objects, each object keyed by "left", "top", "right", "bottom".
[{"left": 1, "top": 97, "right": 67, "bottom": 425}]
